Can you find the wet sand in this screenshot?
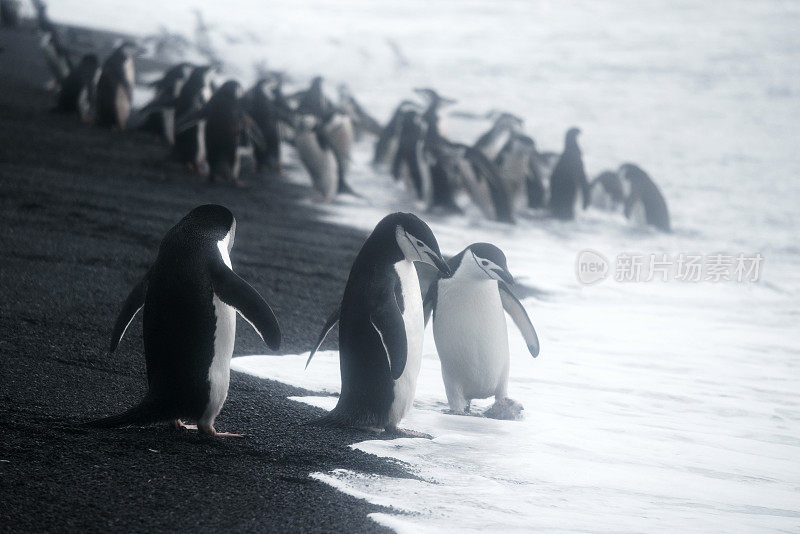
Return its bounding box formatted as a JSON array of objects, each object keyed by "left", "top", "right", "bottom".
[{"left": 0, "top": 24, "right": 405, "bottom": 533}]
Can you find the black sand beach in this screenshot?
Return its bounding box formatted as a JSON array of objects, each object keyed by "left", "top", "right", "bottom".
[{"left": 0, "top": 25, "right": 406, "bottom": 533}]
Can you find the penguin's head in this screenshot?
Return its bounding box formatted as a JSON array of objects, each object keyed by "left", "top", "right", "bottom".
[
  {"left": 374, "top": 213, "right": 450, "bottom": 275},
  {"left": 115, "top": 40, "right": 144, "bottom": 58},
  {"left": 494, "top": 112, "right": 524, "bottom": 131},
  {"left": 451, "top": 243, "right": 515, "bottom": 285},
  {"left": 566, "top": 127, "right": 581, "bottom": 141},
  {"left": 182, "top": 204, "right": 236, "bottom": 252},
  {"left": 217, "top": 80, "right": 243, "bottom": 100}
]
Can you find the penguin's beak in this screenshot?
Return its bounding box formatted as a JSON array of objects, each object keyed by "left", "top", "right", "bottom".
[
  {"left": 493, "top": 267, "right": 515, "bottom": 285},
  {"left": 425, "top": 251, "right": 451, "bottom": 277}
]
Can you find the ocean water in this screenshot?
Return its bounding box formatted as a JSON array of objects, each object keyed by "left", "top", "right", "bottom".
[{"left": 49, "top": 1, "right": 800, "bottom": 531}]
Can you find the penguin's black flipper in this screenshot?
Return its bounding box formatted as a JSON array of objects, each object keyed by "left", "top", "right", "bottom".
[
  {"left": 370, "top": 299, "right": 408, "bottom": 380},
  {"left": 499, "top": 282, "right": 539, "bottom": 358},
  {"left": 109, "top": 271, "right": 149, "bottom": 353},
  {"left": 422, "top": 278, "right": 438, "bottom": 327},
  {"left": 305, "top": 304, "right": 340, "bottom": 369},
  {"left": 84, "top": 396, "right": 167, "bottom": 428},
  {"left": 210, "top": 262, "right": 282, "bottom": 350},
  {"left": 174, "top": 106, "right": 207, "bottom": 134}
]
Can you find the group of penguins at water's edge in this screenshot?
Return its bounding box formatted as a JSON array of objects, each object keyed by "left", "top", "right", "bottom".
[
  {"left": 46, "top": 33, "right": 671, "bottom": 232},
  {"left": 34, "top": 11, "right": 674, "bottom": 436}
]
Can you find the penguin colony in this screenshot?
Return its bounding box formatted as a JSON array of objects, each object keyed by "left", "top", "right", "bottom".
[
  {"left": 38, "top": 2, "right": 671, "bottom": 233},
  {"left": 28, "top": 4, "right": 675, "bottom": 436}
]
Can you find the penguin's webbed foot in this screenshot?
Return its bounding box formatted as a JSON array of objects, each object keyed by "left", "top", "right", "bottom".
[
  {"left": 199, "top": 424, "right": 244, "bottom": 438},
  {"left": 382, "top": 427, "right": 432, "bottom": 439},
  {"left": 171, "top": 419, "right": 197, "bottom": 431},
  {"left": 483, "top": 398, "right": 524, "bottom": 421}
]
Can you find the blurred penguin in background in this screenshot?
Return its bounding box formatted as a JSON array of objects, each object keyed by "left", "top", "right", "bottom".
[
  {"left": 96, "top": 41, "right": 141, "bottom": 129},
  {"left": 173, "top": 65, "right": 216, "bottom": 174},
  {"left": 55, "top": 54, "right": 100, "bottom": 124},
  {"left": 548, "top": 127, "right": 590, "bottom": 220},
  {"left": 619, "top": 163, "right": 671, "bottom": 232},
  {"left": 590, "top": 170, "right": 626, "bottom": 211},
  {"left": 135, "top": 62, "right": 194, "bottom": 145}
]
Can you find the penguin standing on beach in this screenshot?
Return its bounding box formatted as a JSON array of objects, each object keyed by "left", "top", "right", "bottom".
[
  {"left": 619, "top": 163, "right": 671, "bottom": 232},
  {"left": 494, "top": 133, "right": 544, "bottom": 210},
  {"left": 242, "top": 77, "right": 290, "bottom": 176},
  {"left": 55, "top": 53, "right": 99, "bottom": 123},
  {"left": 306, "top": 213, "right": 451, "bottom": 436},
  {"left": 374, "top": 100, "right": 419, "bottom": 166},
  {"left": 173, "top": 65, "right": 216, "bottom": 174},
  {"left": 96, "top": 41, "right": 140, "bottom": 129},
  {"left": 87, "top": 204, "right": 281, "bottom": 436},
  {"left": 176, "top": 80, "right": 266, "bottom": 186},
  {"left": 294, "top": 112, "right": 358, "bottom": 200},
  {"left": 548, "top": 127, "right": 590, "bottom": 220},
  {"left": 425, "top": 243, "right": 539, "bottom": 420},
  {"left": 136, "top": 62, "right": 193, "bottom": 145}
]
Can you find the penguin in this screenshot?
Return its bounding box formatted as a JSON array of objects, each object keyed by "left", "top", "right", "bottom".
[
  {"left": 324, "top": 111, "right": 359, "bottom": 196},
  {"left": 39, "top": 32, "right": 73, "bottom": 88},
  {"left": 474, "top": 112, "right": 524, "bottom": 162},
  {"left": 173, "top": 65, "right": 216, "bottom": 174},
  {"left": 338, "top": 84, "right": 382, "bottom": 139},
  {"left": 425, "top": 243, "right": 539, "bottom": 420},
  {"left": 374, "top": 100, "right": 419, "bottom": 166},
  {"left": 548, "top": 127, "right": 590, "bottom": 220},
  {"left": 415, "top": 88, "right": 461, "bottom": 213},
  {"left": 494, "top": 133, "right": 546, "bottom": 210},
  {"left": 441, "top": 142, "right": 515, "bottom": 223},
  {"left": 306, "top": 212, "right": 451, "bottom": 436},
  {"left": 87, "top": 205, "right": 281, "bottom": 436},
  {"left": 589, "top": 170, "right": 626, "bottom": 211},
  {"left": 55, "top": 54, "right": 99, "bottom": 122},
  {"left": 135, "top": 62, "right": 194, "bottom": 145},
  {"left": 242, "top": 77, "right": 290, "bottom": 176},
  {"left": 619, "top": 163, "right": 671, "bottom": 232},
  {"left": 294, "top": 114, "right": 339, "bottom": 201},
  {"left": 391, "top": 108, "right": 432, "bottom": 203},
  {"left": 96, "top": 41, "right": 140, "bottom": 129}
]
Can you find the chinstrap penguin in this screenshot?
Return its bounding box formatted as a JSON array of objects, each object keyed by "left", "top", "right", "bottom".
[
  {"left": 306, "top": 212, "right": 451, "bottom": 437},
  {"left": 86, "top": 204, "right": 281, "bottom": 437},
  {"left": 425, "top": 243, "right": 539, "bottom": 420}
]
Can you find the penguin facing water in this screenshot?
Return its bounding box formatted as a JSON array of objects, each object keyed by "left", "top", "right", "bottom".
[
  {"left": 55, "top": 53, "right": 99, "bottom": 123},
  {"left": 306, "top": 213, "right": 451, "bottom": 437},
  {"left": 173, "top": 65, "right": 216, "bottom": 174},
  {"left": 548, "top": 127, "right": 590, "bottom": 220},
  {"left": 242, "top": 77, "right": 291, "bottom": 176},
  {"left": 87, "top": 205, "right": 281, "bottom": 436},
  {"left": 96, "top": 41, "right": 140, "bottom": 129},
  {"left": 619, "top": 163, "right": 671, "bottom": 232},
  {"left": 425, "top": 243, "right": 539, "bottom": 420}
]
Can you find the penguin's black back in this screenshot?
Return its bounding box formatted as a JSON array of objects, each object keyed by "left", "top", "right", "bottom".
[
  {"left": 142, "top": 205, "right": 234, "bottom": 416},
  {"left": 549, "top": 129, "right": 586, "bottom": 219},
  {"left": 623, "top": 164, "right": 671, "bottom": 232}
]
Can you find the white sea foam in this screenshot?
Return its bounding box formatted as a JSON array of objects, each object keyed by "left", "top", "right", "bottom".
[{"left": 55, "top": 0, "right": 800, "bottom": 530}]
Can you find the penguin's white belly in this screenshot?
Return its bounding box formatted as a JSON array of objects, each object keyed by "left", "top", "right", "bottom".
[
  {"left": 201, "top": 295, "right": 236, "bottom": 425},
  {"left": 433, "top": 280, "right": 509, "bottom": 400},
  {"left": 483, "top": 129, "right": 510, "bottom": 161},
  {"left": 387, "top": 260, "right": 424, "bottom": 427}
]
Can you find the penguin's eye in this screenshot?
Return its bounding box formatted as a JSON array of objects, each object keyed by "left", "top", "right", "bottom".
[
  {"left": 482, "top": 260, "right": 489, "bottom": 266},
  {"left": 417, "top": 240, "right": 424, "bottom": 247}
]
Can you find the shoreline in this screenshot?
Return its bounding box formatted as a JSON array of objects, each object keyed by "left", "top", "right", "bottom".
[{"left": 0, "top": 23, "right": 405, "bottom": 532}]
